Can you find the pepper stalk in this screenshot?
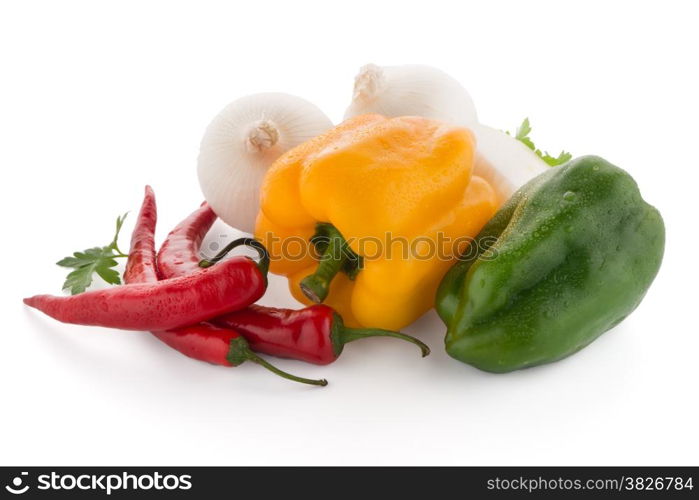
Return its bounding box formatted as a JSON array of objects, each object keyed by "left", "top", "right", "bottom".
[{"left": 300, "top": 223, "right": 362, "bottom": 303}]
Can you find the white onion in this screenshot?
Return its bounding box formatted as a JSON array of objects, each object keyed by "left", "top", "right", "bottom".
[
  {"left": 344, "top": 63, "right": 478, "bottom": 127},
  {"left": 473, "top": 124, "right": 549, "bottom": 204},
  {"left": 198, "top": 93, "right": 332, "bottom": 233},
  {"left": 343, "top": 63, "right": 550, "bottom": 203}
]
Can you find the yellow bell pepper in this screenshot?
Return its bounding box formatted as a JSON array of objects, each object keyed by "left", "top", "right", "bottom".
[{"left": 255, "top": 114, "right": 498, "bottom": 330}]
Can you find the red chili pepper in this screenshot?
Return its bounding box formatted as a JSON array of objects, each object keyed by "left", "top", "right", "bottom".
[
  {"left": 24, "top": 203, "right": 268, "bottom": 331},
  {"left": 156, "top": 202, "right": 217, "bottom": 280},
  {"left": 123, "top": 185, "right": 159, "bottom": 284},
  {"left": 125, "top": 188, "right": 326, "bottom": 387},
  {"left": 23, "top": 256, "right": 264, "bottom": 331},
  {"left": 157, "top": 207, "right": 430, "bottom": 365},
  {"left": 214, "top": 304, "right": 430, "bottom": 365},
  {"left": 150, "top": 326, "right": 326, "bottom": 384}
]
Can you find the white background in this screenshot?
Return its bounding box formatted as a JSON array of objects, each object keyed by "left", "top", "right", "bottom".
[{"left": 1, "top": 1, "right": 697, "bottom": 466}]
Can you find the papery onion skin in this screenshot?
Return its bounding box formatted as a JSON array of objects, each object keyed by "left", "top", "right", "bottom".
[
  {"left": 198, "top": 93, "right": 332, "bottom": 233},
  {"left": 473, "top": 124, "right": 549, "bottom": 204},
  {"left": 344, "top": 64, "right": 479, "bottom": 127}
]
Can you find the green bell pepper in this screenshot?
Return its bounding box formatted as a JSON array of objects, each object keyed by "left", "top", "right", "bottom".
[{"left": 437, "top": 155, "right": 665, "bottom": 373}]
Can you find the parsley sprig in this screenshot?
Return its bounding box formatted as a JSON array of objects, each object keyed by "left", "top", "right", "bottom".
[
  {"left": 56, "top": 213, "right": 129, "bottom": 295},
  {"left": 508, "top": 118, "right": 571, "bottom": 166}
]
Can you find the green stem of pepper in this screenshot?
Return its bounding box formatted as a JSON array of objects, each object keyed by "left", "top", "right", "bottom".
[
  {"left": 199, "top": 237, "right": 270, "bottom": 278},
  {"left": 339, "top": 328, "right": 431, "bottom": 357},
  {"left": 327, "top": 313, "right": 430, "bottom": 358},
  {"left": 300, "top": 223, "right": 362, "bottom": 303},
  {"left": 226, "top": 337, "right": 328, "bottom": 386},
  {"left": 300, "top": 234, "right": 348, "bottom": 303}
]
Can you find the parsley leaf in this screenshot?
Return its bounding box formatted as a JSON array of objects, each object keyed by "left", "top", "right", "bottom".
[
  {"left": 56, "top": 213, "right": 129, "bottom": 295},
  {"left": 507, "top": 118, "right": 571, "bottom": 167},
  {"left": 539, "top": 150, "right": 572, "bottom": 167}
]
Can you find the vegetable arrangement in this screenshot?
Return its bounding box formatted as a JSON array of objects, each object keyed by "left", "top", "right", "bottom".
[
  {"left": 24, "top": 63, "right": 664, "bottom": 384},
  {"left": 155, "top": 198, "right": 429, "bottom": 367},
  {"left": 256, "top": 113, "right": 498, "bottom": 330}
]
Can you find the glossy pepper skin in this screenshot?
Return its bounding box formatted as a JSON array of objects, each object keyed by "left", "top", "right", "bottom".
[
  {"left": 155, "top": 205, "right": 430, "bottom": 365},
  {"left": 437, "top": 156, "right": 665, "bottom": 373},
  {"left": 123, "top": 188, "right": 246, "bottom": 364},
  {"left": 151, "top": 326, "right": 259, "bottom": 367},
  {"left": 255, "top": 114, "right": 498, "bottom": 330},
  {"left": 23, "top": 258, "right": 266, "bottom": 331},
  {"left": 125, "top": 188, "right": 326, "bottom": 386},
  {"left": 215, "top": 304, "right": 430, "bottom": 365},
  {"left": 25, "top": 193, "right": 268, "bottom": 331},
  {"left": 123, "top": 186, "right": 159, "bottom": 283},
  {"left": 156, "top": 202, "right": 217, "bottom": 280},
  {"left": 216, "top": 305, "right": 356, "bottom": 365}
]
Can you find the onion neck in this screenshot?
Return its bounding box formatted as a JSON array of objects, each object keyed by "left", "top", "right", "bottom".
[
  {"left": 353, "top": 63, "right": 385, "bottom": 101},
  {"left": 246, "top": 120, "right": 280, "bottom": 153}
]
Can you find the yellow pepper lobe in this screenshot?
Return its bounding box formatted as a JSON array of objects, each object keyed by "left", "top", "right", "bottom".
[
  {"left": 300, "top": 117, "right": 475, "bottom": 244},
  {"left": 256, "top": 114, "right": 498, "bottom": 330},
  {"left": 259, "top": 114, "right": 384, "bottom": 229},
  {"left": 350, "top": 176, "right": 497, "bottom": 329}
]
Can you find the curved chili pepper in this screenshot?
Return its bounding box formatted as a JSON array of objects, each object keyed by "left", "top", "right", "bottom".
[
  {"left": 157, "top": 210, "right": 430, "bottom": 365},
  {"left": 123, "top": 185, "right": 159, "bottom": 284},
  {"left": 214, "top": 304, "right": 430, "bottom": 365},
  {"left": 156, "top": 202, "right": 217, "bottom": 280},
  {"left": 24, "top": 259, "right": 263, "bottom": 331},
  {"left": 126, "top": 188, "right": 325, "bottom": 386},
  {"left": 24, "top": 244, "right": 268, "bottom": 332},
  {"left": 155, "top": 203, "right": 269, "bottom": 276}
]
